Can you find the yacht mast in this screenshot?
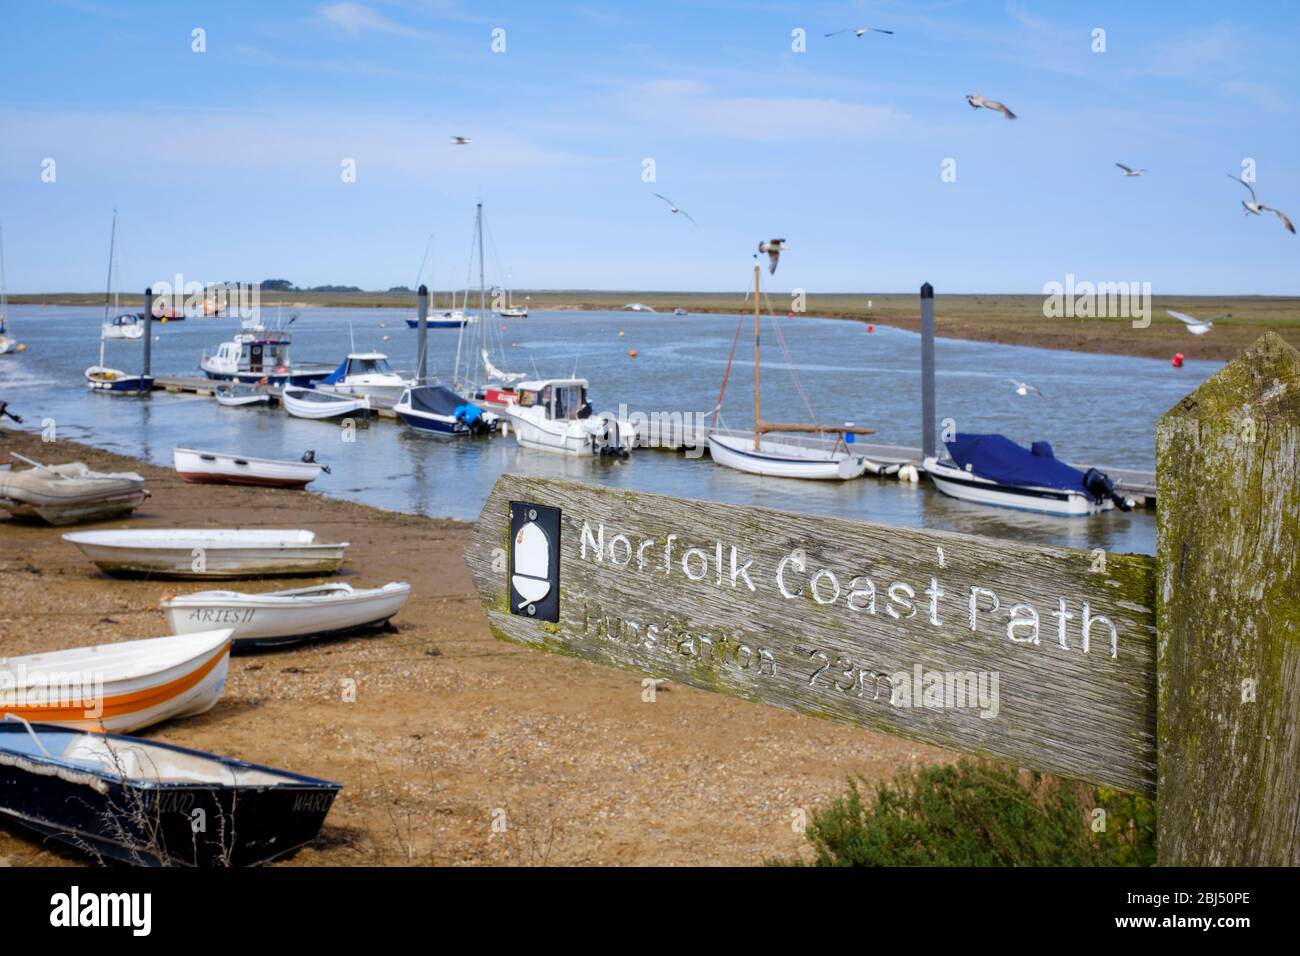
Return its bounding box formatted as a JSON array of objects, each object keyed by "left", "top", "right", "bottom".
[{"left": 753, "top": 265, "right": 760, "bottom": 450}]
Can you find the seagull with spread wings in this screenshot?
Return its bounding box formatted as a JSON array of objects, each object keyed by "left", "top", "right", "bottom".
[
  {"left": 451, "top": 136, "right": 471, "bottom": 145},
  {"left": 1227, "top": 174, "right": 1295, "bottom": 233},
  {"left": 757, "top": 239, "right": 786, "bottom": 274},
  {"left": 652, "top": 193, "right": 697, "bottom": 225},
  {"left": 966, "top": 94, "right": 1016, "bottom": 119},
  {"left": 1167, "top": 310, "right": 1218, "bottom": 335},
  {"left": 825, "top": 27, "right": 894, "bottom": 37},
  {"left": 1005, "top": 380, "right": 1045, "bottom": 399},
  {"left": 1115, "top": 163, "right": 1147, "bottom": 177}
]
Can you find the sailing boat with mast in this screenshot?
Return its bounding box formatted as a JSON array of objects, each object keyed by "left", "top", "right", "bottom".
[
  {"left": 85, "top": 210, "right": 153, "bottom": 395},
  {"left": 452, "top": 202, "right": 526, "bottom": 413},
  {"left": 0, "top": 225, "right": 18, "bottom": 355},
  {"left": 707, "top": 261, "right": 878, "bottom": 480},
  {"left": 495, "top": 273, "right": 528, "bottom": 318}
]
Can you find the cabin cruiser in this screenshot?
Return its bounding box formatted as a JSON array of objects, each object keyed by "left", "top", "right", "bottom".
[
  {"left": 200, "top": 320, "right": 333, "bottom": 387},
  {"left": 101, "top": 312, "right": 144, "bottom": 340},
  {"left": 318, "top": 352, "right": 413, "bottom": 402},
  {"left": 505, "top": 378, "right": 637, "bottom": 456},
  {"left": 394, "top": 384, "right": 497, "bottom": 436},
  {"left": 405, "top": 311, "right": 476, "bottom": 329},
  {"left": 924, "top": 433, "right": 1132, "bottom": 517}
]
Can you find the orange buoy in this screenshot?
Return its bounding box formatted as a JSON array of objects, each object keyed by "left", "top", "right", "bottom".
[
  {"left": 1172, "top": 352, "right": 1185, "bottom": 368},
  {"left": 628, "top": 350, "right": 638, "bottom": 358}
]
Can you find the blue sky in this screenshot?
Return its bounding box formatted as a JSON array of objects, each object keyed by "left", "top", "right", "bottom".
[{"left": 1, "top": 0, "right": 1297, "bottom": 294}]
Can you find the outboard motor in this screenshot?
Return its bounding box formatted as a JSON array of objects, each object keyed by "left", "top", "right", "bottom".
[
  {"left": 0, "top": 402, "right": 21, "bottom": 424},
  {"left": 1083, "top": 467, "right": 1131, "bottom": 512},
  {"left": 592, "top": 414, "right": 630, "bottom": 458},
  {"left": 301, "top": 449, "right": 331, "bottom": 474},
  {"left": 454, "top": 402, "right": 493, "bottom": 435}
]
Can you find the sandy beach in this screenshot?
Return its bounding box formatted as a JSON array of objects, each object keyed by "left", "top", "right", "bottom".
[{"left": 0, "top": 430, "right": 951, "bottom": 867}]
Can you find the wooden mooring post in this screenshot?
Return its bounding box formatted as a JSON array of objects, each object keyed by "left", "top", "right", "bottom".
[{"left": 465, "top": 333, "right": 1299, "bottom": 864}]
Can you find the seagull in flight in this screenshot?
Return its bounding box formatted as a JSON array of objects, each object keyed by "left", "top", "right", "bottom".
[
  {"left": 451, "top": 136, "right": 471, "bottom": 145},
  {"left": 757, "top": 239, "right": 786, "bottom": 274},
  {"left": 1167, "top": 310, "right": 1217, "bottom": 335},
  {"left": 1115, "top": 163, "right": 1147, "bottom": 177},
  {"left": 966, "top": 94, "right": 1016, "bottom": 120},
  {"left": 652, "top": 193, "right": 697, "bottom": 225},
  {"left": 1005, "top": 380, "right": 1045, "bottom": 398},
  {"left": 1227, "top": 174, "right": 1295, "bottom": 233},
  {"left": 825, "top": 27, "right": 894, "bottom": 37}
]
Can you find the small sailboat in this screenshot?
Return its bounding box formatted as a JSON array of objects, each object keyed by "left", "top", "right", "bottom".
[
  {"left": 0, "top": 718, "right": 341, "bottom": 866},
  {"left": 924, "top": 434, "right": 1132, "bottom": 516},
  {"left": 707, "top": 265, "right": 879, "bottom": 480},
  {"left": 505, "top": 378, "right": 637, "bottom": 456},
  {"left": 494, "top": 275, "right": 528, "bottom": 317},
  {"left": 0, "top": 453, "right": 149, "bottom": 525},
  {"left": 161, "top": 582, "right": 411, "bottom": 649},
  {"left": 85, "top": 210, "right": 153, "bottom": 395},
  {"left": 62, "top": 528, "right": 350, "bottom": 578},
  {"left": 0, "top": 224, "right": 19, "bottom": 355},
  {"left": 406, "top": 310, "right": 475, "bottom": 329},
  {"left": 0, "top": 630, "right": 233, "bottom": 733},
  {"left": 173, "top": 448, "right": 328, "bottom": 489},
  {"left": 281, "top": 385, "right": 371, "bottom": 420}
]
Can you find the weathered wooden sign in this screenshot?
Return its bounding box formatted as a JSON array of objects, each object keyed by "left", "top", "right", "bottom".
[{"left": 467, "top": 474, "right": 1158, "bottom": 793}]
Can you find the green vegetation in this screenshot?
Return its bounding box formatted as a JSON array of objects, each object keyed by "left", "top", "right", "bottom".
[{"left": 773, "top": 759, "right": 1155, "bottom": 867}]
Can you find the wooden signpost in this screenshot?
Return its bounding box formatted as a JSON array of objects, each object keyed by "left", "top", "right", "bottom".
[{"left": 465, "top": 333, "right": 1299, "bottom": 864}]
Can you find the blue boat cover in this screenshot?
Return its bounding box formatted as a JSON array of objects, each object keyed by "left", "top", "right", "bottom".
[
  {"left": 945, "top": 433, "right": 1093, "bottom": 498},
  {"left": 320, "top": 359, "right": 348, "bottom": 385}
]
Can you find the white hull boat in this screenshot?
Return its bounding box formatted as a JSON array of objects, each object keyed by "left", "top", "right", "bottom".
[
  {"left": 281, "top": 386, "right": 370, "bottom": 420},
  {"left": 214, "top": 383, "right": 274, "bottom": 407},
  {"left": 925, "top": 458, "right": 1108, "bottom": 516},
  {"left": 0, "top": 459, "right": 148, "bottom": 525},
  {"left": 506, "top": 379, "right": 636, "bottom": 456},
  {"left": 62, "top": 528, "right": 350, "bottom": 579},
  {"left": 708, "top": 433, "right": 871, "bottom": 480},
  {"left": 0, "top": 630, "right": 233, "bottom": 733},
  {"left": 317, "top": 351, "right": 413, "bottom": 402},
  {"left": 173, "top": 448, "right": 326, "bottom": 489},
  {"left": 161, "top": 582, "right": 411, "bottom": 649},
  {"left": 101, "top": 314, "right": 144, "bottom": 340},
  {"left": 0, "top": 335, "right": 15, "bottom": 356}
]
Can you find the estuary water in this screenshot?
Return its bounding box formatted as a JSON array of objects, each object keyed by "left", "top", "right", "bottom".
[{"left": 0, "top": 305, "right": 1220, "bottom": 555}]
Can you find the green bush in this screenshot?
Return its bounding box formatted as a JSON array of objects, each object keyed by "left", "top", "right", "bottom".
[{"left": 773, "top": 759, "right": 1156, "bottom": 867}]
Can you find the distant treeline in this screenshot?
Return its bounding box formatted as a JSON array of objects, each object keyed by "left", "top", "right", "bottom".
[{"left": 259, "top": 279, "right": 410, "bottom": 294}]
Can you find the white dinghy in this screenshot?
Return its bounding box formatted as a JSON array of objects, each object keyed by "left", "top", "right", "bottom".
[
  {"left": 0, "top": 630, "right": 233, "bottom": 733},
  {"left": 161, "top": 582, "right": 411, "bottom": 649},
  {"left": 214, "top": 383, "right": 274, "bottom": 407},
  {"left": 173, "top": 447, "right": 328, "bottom": 489},
  {"left": 281, "top": 385, "right": 370, "bottom": 421},
  {"left": 62, "top": 528, "right": 350, "bottom": 579},
  {"left": 0, "top": 454, "right": 148, "bottom": 525}
]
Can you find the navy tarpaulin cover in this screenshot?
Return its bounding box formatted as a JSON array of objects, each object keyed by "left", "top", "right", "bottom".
[
  {"left": 320, "top": 359, "right": 348, "bottom": 385},
  {"left": 945, "top": 433, "right": 1094, "bottom": 498},
  {"left": 408, "top": 385, "right": 469, "bottom": 417}
]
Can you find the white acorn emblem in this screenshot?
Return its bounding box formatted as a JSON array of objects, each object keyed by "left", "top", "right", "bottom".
[{"left": 512, "top": 520, "right": 552, "bottom": 609}]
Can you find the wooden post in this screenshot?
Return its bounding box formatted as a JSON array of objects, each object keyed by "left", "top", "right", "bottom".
[
  {"left": 142, "top": 287, "right": 153, "bottom": 379},
  {"left": 1156, "top": 332, "right": 1300, "bottom": 865},
  {"left": 920, "top": 282, "right": 935, "bottom": 459},
  {"left": 416, "top": 283, "right": 428, "bottom": 386}
]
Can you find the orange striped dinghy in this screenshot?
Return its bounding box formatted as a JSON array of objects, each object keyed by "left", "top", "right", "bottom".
[{"left": 0, "top": 630, "right": 232, "bottom": 733}]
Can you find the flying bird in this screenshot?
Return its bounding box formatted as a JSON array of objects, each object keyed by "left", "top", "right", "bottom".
[
  {"left": 1166, "top": 310, "right": 1216, "bottom": 335},
  {"left": 652, "top": 193, "right": 697, "bottom": 225},
  {"left": 451, "top": 136, "right": 471, "bottom": 145},
  {"left": 1115, "top": 163, "right": 1147, "bottom": 177},
  {"left": 1005, "top": 380, "right": 1045, "bottom": 398},
  {"left": 1227, "top": 174, "right": 1295, "bottom": 234},
  {"left": 965, "top": 94, "right": 1016, "bottom": 120},
  {"left": 825, "top": 27, "right": 894, "bottom": 37},
  {"left": 757, "top": 239, "right": 786, "bottom": 274}
]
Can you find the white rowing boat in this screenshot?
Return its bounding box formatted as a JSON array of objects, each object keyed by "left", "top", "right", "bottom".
[
  {"left": 173, "top": 447, "right": 327, "bottom": 489},
  {"left": 62, "top": 528, "right": 350, "bottom": 578},
  {"left": 161, "top": 582, "right": 411, "bottom": 648},
  {"left": 214, "top": 383, "right": 274, "bottom": 407},
  {"left": 281, "top": 385, "right": 370, "bottom": 420},
  {"left": 0, "top": 630, "right": 233, "bottom": 733},
  {"left": 0, "top": 457, "right": 148, "bottom": 525}
]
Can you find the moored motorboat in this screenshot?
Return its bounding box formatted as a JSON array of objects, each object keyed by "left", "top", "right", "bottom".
[
  {"left": 318, "top": 351, "right": 413, "bottom": 402},
  {"left": 0, "top": 630, "right": 232, "bottom": 732},
  {"left": 101, "top": 312, "right": 144, "bottom": 340},
  {"left": 406, "top": 311, "right": 475, "bottom": 329},
  {"left": 173, "top": 447, "right": 328, "bottom": 489},
  {"left": 0, "top": 719, "right": 341, "bottom": 866},
  {"left": 62, "top": 528, "right": 350, "bottom": 578},
  {"left": 281, "top": 385, "right": 370, "bottom": 420},
  {"left": 923, "top": 433, "right": 1132, "bottom": 517},
  {"left": 505, "top": 378, "right": 637, "bottom": 456},
  {"left": 0, "top": 455, "right": 148, "bottom": 525},
  {"left": 214, "top": 382, "right": 274, "bottom": 407},
  {"left": 161, "top": 582, "right": 411, "bottom": 649},
  {"left": 394, "top": 384, "right": 496, "bottom": 436},
  {"left": 200, "top": 318, "right": 333, "bottom": 387}
]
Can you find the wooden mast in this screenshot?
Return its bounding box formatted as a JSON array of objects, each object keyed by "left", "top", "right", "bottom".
[{"left": 753, "top": 264, "right": 760, "bottom": 450}]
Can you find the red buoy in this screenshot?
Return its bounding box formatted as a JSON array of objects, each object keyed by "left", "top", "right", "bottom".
[
  {"left": 1172, "top": 352, "right": 1185, "bottom": 368},
  {"left": 867, "top": 323, "right": 875, "bottom": 333}
]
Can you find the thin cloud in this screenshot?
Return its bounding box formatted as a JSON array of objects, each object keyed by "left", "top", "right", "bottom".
[{"left": 319, "top": 2, "right": 431, "bottom": 38}]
